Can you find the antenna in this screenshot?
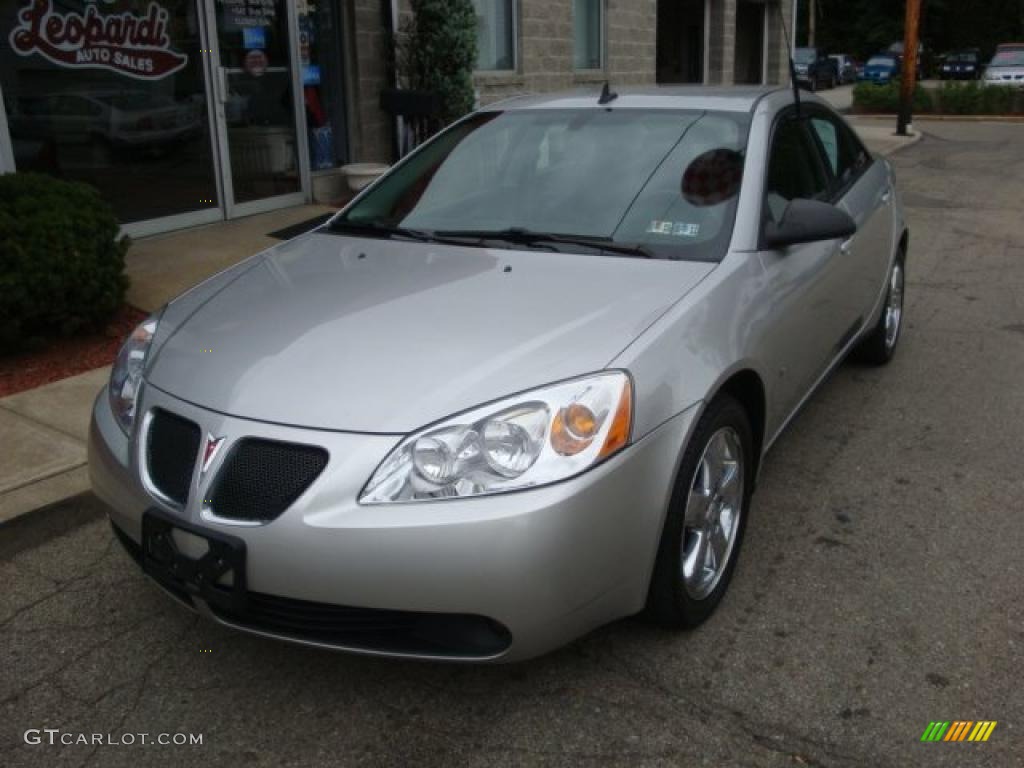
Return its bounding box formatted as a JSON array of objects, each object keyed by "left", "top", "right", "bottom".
[
  {"left": 598, "top": 81, "right": 618, "bottom": 106},
  {"left": 776, "top": 5, "right": 803, "bottom": 117}
]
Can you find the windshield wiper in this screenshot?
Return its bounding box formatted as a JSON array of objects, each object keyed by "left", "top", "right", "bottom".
[
  {"left": 435, "top": 228, "right": 654, "bottom": 259},
  {"left": 327, "top": 220, "right": 437, "bottom": 243}
]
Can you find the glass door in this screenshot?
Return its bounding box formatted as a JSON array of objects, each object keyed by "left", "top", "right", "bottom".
[{"left": 205, "top": 0, "right": 308, "bottom": 216}]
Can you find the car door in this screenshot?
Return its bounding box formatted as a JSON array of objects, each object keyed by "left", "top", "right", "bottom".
[
  {"left": 807, "top": 107, "right": 894, "bottom": 324},
  {"left": 757, "top": 109, "right": 858, "bottom": 420}
]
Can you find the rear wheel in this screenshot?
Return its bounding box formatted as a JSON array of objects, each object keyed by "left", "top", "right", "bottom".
[
  {"left": 854, "top": 248, "right": 906, "bottom": 365},
  {"left": 646, "top": 395, "right": 753, "bottom": 628}
]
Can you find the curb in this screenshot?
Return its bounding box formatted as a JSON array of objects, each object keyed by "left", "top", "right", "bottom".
[
  {"left": 0, "top": 491, "right": 104, "bottom": 560},
  {"left": 851, "top": 113, "right": 1024, "bottom": 123},
  {"left": 881, "top": 130, "right": 924, "bottom": 157}
]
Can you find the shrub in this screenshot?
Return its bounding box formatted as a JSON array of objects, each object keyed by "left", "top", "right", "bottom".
[
  {"left": 852, "top": 82, "right": 932, "bottom": 113},
  {"left": 0, "top": 173, "right": 129, "bottom": 352},
  {"left": 394, "top": 0, "right": 478, "bottom": 124},
  {"left": 853, "top": 81, "right": 1024, "bottom": 115},
  {"left": 936, "top": 82, "right": 1022, "bottom": 115}
]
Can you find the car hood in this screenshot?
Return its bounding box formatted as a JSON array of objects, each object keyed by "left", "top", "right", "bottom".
[
  {"left": 987, "top": 66, "right": 1024, "bottom": 78},
  {"left": 147, "top": 233, "right": 714, "bottom": 433}
]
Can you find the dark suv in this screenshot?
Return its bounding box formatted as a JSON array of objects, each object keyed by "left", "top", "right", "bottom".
[{"left": 794, "top": 47, "right": 839, "bottom": 91}]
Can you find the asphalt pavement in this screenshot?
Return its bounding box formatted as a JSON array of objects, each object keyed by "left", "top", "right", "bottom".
[{"left": 2, "top": 122, "right": 1022, "bottom": 767}]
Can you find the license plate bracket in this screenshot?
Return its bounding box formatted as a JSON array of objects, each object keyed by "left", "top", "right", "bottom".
[{"left": 141, "top": 508, "right": 247, "bottom": 613}]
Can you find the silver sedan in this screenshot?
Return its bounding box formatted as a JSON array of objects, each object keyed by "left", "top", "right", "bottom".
[{"left": 90, "top": 86, "right": 907, "bottom": 662}]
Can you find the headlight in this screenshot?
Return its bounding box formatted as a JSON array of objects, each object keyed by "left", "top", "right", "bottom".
[
  {"left": 360, "top": 372, "right": 633, "bottom": 504},
  {"left": 109, "top": 311, "right": 161, "bottom": 434}
]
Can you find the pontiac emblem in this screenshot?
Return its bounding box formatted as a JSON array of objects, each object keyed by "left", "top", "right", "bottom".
[{"left": 201, "top": 434, "right": 226, "bottom": 476}]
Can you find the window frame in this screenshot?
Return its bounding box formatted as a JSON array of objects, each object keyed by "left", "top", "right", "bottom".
[
  {"left": 572, "top": 0, "right": 606, "bottom": 72},
  {"left": 473, "top": 0, "right": 520, "bottom": 74}
]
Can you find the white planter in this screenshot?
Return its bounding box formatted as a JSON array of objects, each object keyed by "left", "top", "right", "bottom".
[{"left": 341, "top": 163, "right": 390, "bottom": 192}]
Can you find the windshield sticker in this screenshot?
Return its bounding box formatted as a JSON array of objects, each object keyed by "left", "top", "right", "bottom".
[{"left": 648, "top": 221, "right": 701, "bottom": 237}]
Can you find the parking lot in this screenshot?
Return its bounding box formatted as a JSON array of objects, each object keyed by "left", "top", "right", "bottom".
[{"left": 2, "top": 121, "right": 1023, "bottom": 767}]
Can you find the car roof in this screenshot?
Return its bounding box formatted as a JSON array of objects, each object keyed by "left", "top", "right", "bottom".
[{"left": 483, "top": 86, "right": 788, "bottom": 114}]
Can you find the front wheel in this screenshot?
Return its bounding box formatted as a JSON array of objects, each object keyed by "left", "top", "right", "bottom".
[
  {"left": 854, "top": 248, "right": 906, "bottom": 365},
  {"left": 645, "top": 395, "right": 753, "bottom": 628}
]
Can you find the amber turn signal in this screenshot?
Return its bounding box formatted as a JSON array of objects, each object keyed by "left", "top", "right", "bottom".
[{"left": 598, "top": 378, "right": 632, "bottom": 459}]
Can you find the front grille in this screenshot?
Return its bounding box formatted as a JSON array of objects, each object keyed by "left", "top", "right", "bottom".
[
  {"left": 207, "top": 439, "right": 328, "bottom": 522},
  {"left": 146, "top": 409, "right": 200, "bottom": 506},
  {"left": 211, "top": 591, "right": 512, "bottom": 658}
]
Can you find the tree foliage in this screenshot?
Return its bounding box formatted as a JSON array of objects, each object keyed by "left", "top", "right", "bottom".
[
  {"left": 394, "top": 0, "right": 478, "bottom": 124},
  {"left": 802, "top": 0, "right": 1024, "bottom": 59}
]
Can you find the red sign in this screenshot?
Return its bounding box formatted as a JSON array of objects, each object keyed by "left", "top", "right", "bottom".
[{"left": 9, "top": 0, "right": 188, "bottom": 81}]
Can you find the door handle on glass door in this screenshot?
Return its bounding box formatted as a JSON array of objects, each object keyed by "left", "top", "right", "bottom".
[{"left": 216, "top": 67, "right": 229, "bottom": 105}]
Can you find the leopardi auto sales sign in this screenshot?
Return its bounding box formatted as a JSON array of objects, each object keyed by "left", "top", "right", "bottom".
[{"left": 9, "top": 0, "right": 188, "bottom": 80}]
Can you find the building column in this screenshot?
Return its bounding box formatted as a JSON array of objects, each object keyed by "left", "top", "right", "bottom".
[
  {"left": 706, "top": 0, "right": 737, "bottom": 85},
  {"left": 764, "top": 0, "right": 793, "bottom": 85}
]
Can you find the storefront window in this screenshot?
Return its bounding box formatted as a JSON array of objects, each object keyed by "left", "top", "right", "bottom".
[
  {"left": 473, "top": 0, "right": 515, "bottom": 72},
  {"left": 296, "top": 0, "right": 348, "bottom": 170},
  {"left": 574, "top": 0, "right": 603, "bottom": 71},
  {"left": 1, "top": 0, "right": 220, "bottom": 224}
]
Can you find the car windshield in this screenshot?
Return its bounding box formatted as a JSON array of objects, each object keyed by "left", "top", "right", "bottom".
[
  {"left": 868, "top": 57, "right": 895, "bottom": 67},
  {"left": 334, "top": 108, "right": 751, "bottom": 262},
  {"left": 951, "top": 53, "right": 977, "bottom": 62},
  {"left": 991, "top": 51, "right": 1024, "bottom": 66},
  {"left": 794, "top": 49, "right": 817, "bottom": 64}
]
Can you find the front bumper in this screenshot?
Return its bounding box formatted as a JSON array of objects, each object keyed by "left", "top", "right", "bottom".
[{"left": 89, "top": 383, "right": 696, "bottom": 662}]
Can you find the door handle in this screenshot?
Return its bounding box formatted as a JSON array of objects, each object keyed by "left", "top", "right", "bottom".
[
  {"left": 216, "top": 66, "right": 229, "bottom": 105},
  {"left": 881, "top": 188, "right": 892, "bottom": 204},
  {"left": 840, "top": 238, "right": 854, "bottom": 256}
]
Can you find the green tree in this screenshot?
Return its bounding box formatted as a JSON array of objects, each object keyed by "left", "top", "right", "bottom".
[
  {"left": 395, "top": 0, "right": 478, "bottom": 124},
  {"left": 809, "top": 0, "right": 1024, "bottom": 60}
]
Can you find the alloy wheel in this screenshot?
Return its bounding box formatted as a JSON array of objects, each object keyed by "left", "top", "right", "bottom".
[
  {"left": 681, "top": 427, "right": 745, "bottom": 600},
  {"left": 885, "top": 260, "right": 905, "bottom": 350}
]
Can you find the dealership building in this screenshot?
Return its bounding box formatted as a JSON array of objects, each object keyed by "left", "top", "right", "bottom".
[{"left": 0, "top": 0, "right": 791, "bottom": 237}]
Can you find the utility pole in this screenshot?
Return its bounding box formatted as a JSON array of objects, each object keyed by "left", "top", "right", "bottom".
[
  {"left": 897, "top": 0, "right": 922, "bottom": 136},
  {"left": 808, "top": 0, "right": 816, "bottom": 47}
]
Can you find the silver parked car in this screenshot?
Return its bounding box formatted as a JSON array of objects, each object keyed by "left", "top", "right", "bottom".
[
  {"left": 90, "top": 87, "right": 908, "bottom": 662},
  {"left": 985, "top": 47, "right": 1024, "bottom": 85}
]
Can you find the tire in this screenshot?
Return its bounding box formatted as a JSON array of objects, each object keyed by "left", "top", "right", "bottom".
[
  {"left": 645, "top": 394, "right": 754, "bottom": 629},
  {"left": 854, "top": 247, "right": 906, "bottom": 365},
  {"left": 809, "top": 78, "right": 818, "bottom": 93}
]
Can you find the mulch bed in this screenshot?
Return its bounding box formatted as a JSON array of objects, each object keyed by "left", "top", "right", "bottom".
[{"left": 0, "top": 305, "right": 148, "bottom": 398}]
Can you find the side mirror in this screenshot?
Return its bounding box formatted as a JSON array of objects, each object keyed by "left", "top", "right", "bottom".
[{"left": 763, "top": 199, "right": 857, "bottom": 250}]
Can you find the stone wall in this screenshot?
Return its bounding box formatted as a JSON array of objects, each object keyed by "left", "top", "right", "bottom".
[
  {"left": 348, "top": 0, "right": 394, "bottom": 163},
  {"left": 350, "top": 0, "right": 794, "bottom": 164}
]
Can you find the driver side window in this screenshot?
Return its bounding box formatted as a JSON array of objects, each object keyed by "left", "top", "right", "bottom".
[{"left": 764, "top": 116, "right": 829, "bottom": 224}]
